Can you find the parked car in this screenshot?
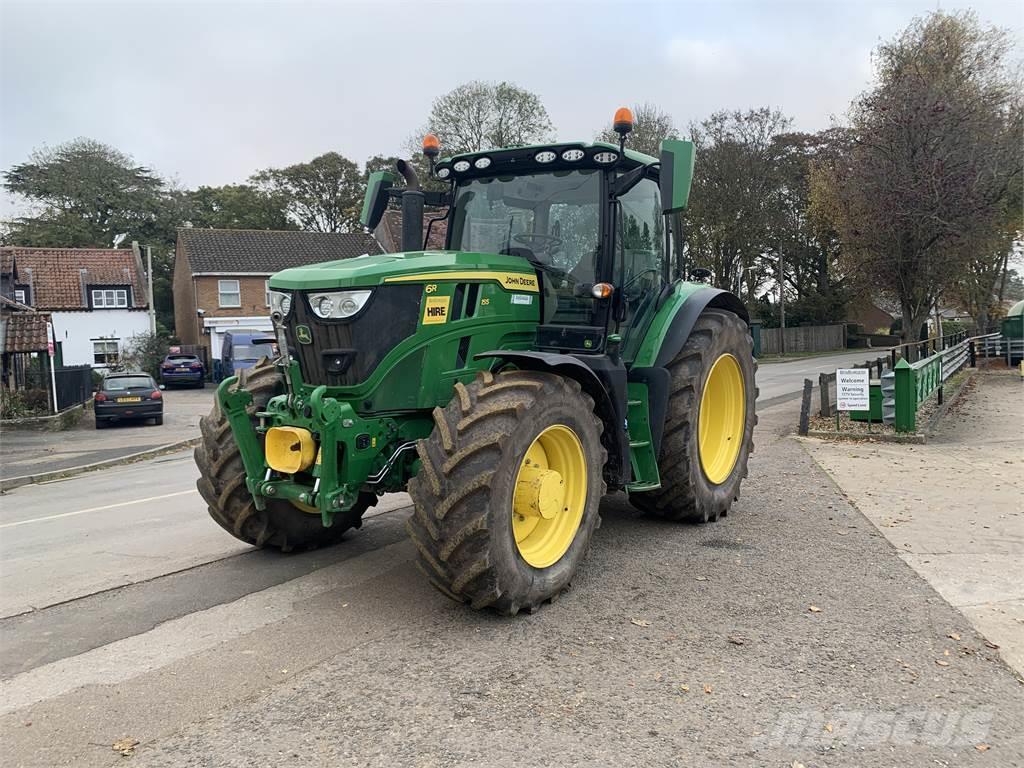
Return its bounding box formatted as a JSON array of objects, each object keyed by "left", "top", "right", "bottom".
[
  {"left": 94, "top": 372, "right": 163, "bottom": 429},
  {"left": 221, "top": 331, "right": 277, "bottom": 380},
  {"left": 160, "top": 352, "right": 206, "bottom": 388}
]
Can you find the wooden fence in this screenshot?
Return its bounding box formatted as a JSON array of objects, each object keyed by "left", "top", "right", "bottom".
[{"left": 760, "top": 324, "right": 845, "bottom": 355}]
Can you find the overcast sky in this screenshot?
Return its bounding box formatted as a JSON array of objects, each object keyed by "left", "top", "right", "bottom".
[{"left": 1, "top": 0, "right": 1021, "bottom": 213}]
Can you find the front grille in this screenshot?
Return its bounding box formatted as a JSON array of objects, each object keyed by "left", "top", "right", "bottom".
[{"left": 286, "top": 284, "right": 422, "bottom": 386}]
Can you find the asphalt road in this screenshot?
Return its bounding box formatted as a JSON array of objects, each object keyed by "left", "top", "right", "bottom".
[
  {"left": 1, "top": 399, "right": 1021, "bottom": 767},
  {"left": 756, "top": 348, "right": 887, "bottom": 403},
  {"left": 0, "top": 385, "right": 215, "bottom": 482}
]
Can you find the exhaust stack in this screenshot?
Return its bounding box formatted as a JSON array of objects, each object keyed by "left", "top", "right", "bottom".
[{"left": 396, "top": 159, "right": 424, "bottom": 252}]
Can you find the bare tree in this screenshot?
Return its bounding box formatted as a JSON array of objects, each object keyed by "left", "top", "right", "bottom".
[
  {"left": 597, "top": 102, "right": 679, "bottom": 157},
  {"left": 811, "top": 11, "right": 1023, "bottom": 353},
  {"left": 413, "top": 81, "right": 555, "bottom": 156}
]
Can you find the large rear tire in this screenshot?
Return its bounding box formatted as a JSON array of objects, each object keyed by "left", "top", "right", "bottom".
[
  {"left": 407, "top": 370, "right": 606, "bottom": 614},
  {"left": 631, "top": 309, "right": 756, "bottom": 522},
  {"left": 195, "top": 361, "right": 376, "bottom": 552}
]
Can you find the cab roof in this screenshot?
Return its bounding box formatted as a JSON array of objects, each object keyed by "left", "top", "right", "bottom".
[{"left": 436, "top": 141, "right": 658, "bottom": 181}]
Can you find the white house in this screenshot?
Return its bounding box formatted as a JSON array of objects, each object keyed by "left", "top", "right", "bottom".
[{"left": 1, "top": 247, "right": 151, "bottom": 370}]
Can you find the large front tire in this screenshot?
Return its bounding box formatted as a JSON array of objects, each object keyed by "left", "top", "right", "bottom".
[
  {"left": 195, "top": 361, "right": 375, "bottom": 552},
  {"left": 407, "top": 370, "right": 606, "bottom": 614},
  {"left": 631, "top": 309, "right": 756, "bottom": 522}
]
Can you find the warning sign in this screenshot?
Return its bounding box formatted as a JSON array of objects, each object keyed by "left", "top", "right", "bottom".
[{"left": 836, "top": 368, "right": 870, "bottom": 411}]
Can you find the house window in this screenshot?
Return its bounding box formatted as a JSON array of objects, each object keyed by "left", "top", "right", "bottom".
[
  {"left": 219, "top": 279, "right": 241, "bottom": 308},
  {"left": 93, "top": 339, "right": 120, "bottom": 366},
  {"left": 91, "top": 288, "right": 129, "bottom": 308},
  {"left": 265, "top": 280, "right": 270, "bottom": 307},
  {"left": 14, "top": 289, "right": 26, "bottom": 303},
  {"left": 14, "top": 285, "right": 30, "bottom": 305}
]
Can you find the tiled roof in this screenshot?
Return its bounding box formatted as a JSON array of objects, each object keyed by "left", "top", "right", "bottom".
[
  {"left": 1, "top": 247, "right": 147, "bottom": 310},
  {"left": 4, "top": 311, "right": 50, "bottom": 352},
  {"left": 177, "top": 229, "right": 383, "bottom": 274},
  {"left": 0, "top": 294, "right": 34, "bottom": 312},
  {"left": 376, "top": 210, "right": 449, "bottom": 253}
]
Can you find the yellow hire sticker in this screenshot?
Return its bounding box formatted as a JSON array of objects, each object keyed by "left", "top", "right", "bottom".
[{"left": 422, "top": 295, "right": 451, "bottom": 324}]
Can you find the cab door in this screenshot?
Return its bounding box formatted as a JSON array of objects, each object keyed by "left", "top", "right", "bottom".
[{"left": 616, "top": 176, "right": 669, "bottom": 363}]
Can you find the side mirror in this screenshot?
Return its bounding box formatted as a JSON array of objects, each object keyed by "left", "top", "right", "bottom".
[
  {"left": 360, "top": 170, "right": 396, "bottom": 230},
  {"left": 659, "top": 139, "right": 695, "bottom": 213}
]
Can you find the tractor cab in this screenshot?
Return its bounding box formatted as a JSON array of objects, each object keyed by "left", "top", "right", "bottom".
[{"left": 361, "top": 128, "right": 696, "bottom": 365}]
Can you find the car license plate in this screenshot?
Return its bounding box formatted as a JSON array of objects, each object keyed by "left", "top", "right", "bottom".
[
  {"left": 116, "top": 396, "right": 142, "bottom": 403},
  {"left": 175, "top": 367, "right": 190, "bottom": 372}
]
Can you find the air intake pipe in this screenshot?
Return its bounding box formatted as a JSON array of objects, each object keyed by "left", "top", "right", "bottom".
[{"left": 396, "top": 159, "right": 424, "bottom": 252}]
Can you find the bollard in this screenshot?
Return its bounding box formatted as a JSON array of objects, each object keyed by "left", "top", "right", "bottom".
[
  {"left": 893, "top": 358, "right": 916, "bottom": 433},
  {"left": 798, "top": 379, "right": 812, "bottom": 436},
  {"left": 819, "top": 372, "right": 832, "bottom": 417},
  {"left": 969, "top": 340, "right": 976, "bottom": 368}
]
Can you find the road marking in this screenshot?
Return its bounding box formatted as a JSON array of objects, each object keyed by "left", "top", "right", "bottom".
[{"left": 0, "top": 490, "right": 198, "bottom": 529}]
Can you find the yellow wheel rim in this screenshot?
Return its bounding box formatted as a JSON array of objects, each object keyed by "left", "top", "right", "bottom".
[
  {"left": 512, "top": 425, "right": 587, "bottom": 568},
  {"left": 698, "top": 353, "right": 745, "bottom": 485}
]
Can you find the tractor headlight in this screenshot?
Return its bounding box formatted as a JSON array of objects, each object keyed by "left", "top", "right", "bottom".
[
  {"left": 308, "top": 290, "right": 372, "bottom": 319},
  {"left": 268, "top": 290, "right": 292, "bottom": 317}
]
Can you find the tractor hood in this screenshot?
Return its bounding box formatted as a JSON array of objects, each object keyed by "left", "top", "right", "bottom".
[{"left": 268, "top": 250, "right": 539, "bottom": 292}]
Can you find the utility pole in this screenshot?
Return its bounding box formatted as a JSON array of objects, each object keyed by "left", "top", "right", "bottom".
[
  {"left": 146, "top": 245, "right": 156, "bottom": 333},
  {"left": 779, "top": 241, "right": 786, "bottom": 356},
  {"left": 132, "top": 240, "right": 157, "bottom": 333}
]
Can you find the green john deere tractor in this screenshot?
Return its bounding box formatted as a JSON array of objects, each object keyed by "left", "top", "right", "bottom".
[{"left": 196, "top": 108, "right": 757, "bottom": 614}]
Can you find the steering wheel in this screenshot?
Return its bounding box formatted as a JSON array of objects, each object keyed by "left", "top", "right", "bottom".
[{"left": 513, "top": 233, "right": 563, "bottom": 263}]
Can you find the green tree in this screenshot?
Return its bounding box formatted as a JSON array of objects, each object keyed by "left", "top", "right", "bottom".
[
  {"left": 251, "top": 152, "right": 363, "bottom": 232},
  {"left": 766, "top": 130, "right": 850, "bottom": 325},
  {"left": 597, "top": 102, "right": 679, "bottom": 157},
  {"left": 187, "top": 184, "right": 294, "bottom": 231},
  {"left": 685, "top": 108, "right": 791, "bottom": 305},
  {"left": 3, "top": 138, "right": 164, "bottom": 248},
  {"left": 811, "top": 11, "right": 1023, "bottom": 353}
]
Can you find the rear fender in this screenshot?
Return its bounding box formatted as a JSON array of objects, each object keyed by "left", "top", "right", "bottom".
[
  {"left": 634, "top": 286, "right": 749, "bottom": 369},
  {"left": 628, "top": 285, "right": 748, "bottom": 458},
  {"left": 473, "top": 350, "right": 629, "bottom": 488}
]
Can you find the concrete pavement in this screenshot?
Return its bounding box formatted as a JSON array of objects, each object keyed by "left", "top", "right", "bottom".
[
  {"left": 1, "top": 396, "right": 1022, "bottom": 766},
  {"left": 805, "top": 370, "right": 1024, "bottom": 675}
]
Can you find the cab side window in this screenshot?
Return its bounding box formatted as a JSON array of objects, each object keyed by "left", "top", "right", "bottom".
[{"left": 617, "top": 177, "right": 668, "bottom": 361}]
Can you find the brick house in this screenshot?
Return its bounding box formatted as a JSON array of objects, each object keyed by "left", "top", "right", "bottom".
[
  {"left": 0, "top": 247, "right": 150, "bottom": 369},
  {"left": 173, "top": 229, "right": 382, "bottom": 360}
]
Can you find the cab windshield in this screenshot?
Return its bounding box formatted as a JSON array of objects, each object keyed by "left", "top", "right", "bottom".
[{"left": 448, "top": 169, "right": 602, "bottom": 324}]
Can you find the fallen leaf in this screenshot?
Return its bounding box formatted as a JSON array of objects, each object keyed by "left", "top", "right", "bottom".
[
  {"left": 808, "top": 605, "right": 822, "bottom": 613},
  {"left": 935, "top": 660, "right": 950, "bottom": 667},
  {"left": 728, "top": 635, "right": 746, "bottom": 646},
  {"left": 824, "top": 722, "right": 834, "bottom": 733},
  {"left": 680, "top": 684, "right": 690, "bottom": 692},
  {"left": 112, "top": 738, "right": 139, "bottom": 757},
  {"left": 630, "top": 618, "right": 651, "bottom": 627},
  {"left": 792, "top": 762, "right": 806, "bottom": 768},
  {"left": 695, "top": 576, "right": 709, "bottom": 582},
  {"left": 985, "top": 641, "right": 1000, "bottom": 650},
  {"left": 975, "top": 743, "right": 991, "bottom": 752},
  {"left": 944, "top": 649, "right": 951, "bottom": 656},
  {"left": 703, "top": 684, "right": 713, "bottom": 694},
  {"left": 948, "top": 632, "right": 961, "bottom": 641}
]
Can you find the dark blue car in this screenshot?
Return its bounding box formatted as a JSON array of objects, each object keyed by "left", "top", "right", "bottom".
[
  {"left": 221, "top": 331, "right": 276, "bottom": 380},
  {"left": 160, "top": 353, "right": 206, "bottom": 388}
]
